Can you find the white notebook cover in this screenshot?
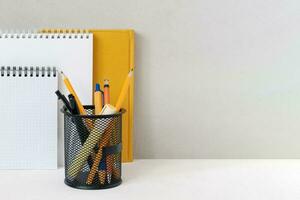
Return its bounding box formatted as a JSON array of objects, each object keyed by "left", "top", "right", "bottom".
[
  {"left": 0, "top": 33, "right": 93, "bottom": 168},
  {"left": 0, "top": 67, "right": 57, "bottom": 169}
]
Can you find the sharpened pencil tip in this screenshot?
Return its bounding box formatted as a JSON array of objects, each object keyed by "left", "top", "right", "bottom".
[
  {"left": 60, "top": 71, "right": 66, "bottom": 78},
  {"left": 104, "top": 79, "right": 109, "bottom": 85},
  {"left": 128, "top": 69, "right": 133, "bottom": 77},
  {"left": 107, "top": 173, "right": 112, "bottom": 184}
]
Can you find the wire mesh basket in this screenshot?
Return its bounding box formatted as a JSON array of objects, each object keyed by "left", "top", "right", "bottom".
[{"left": 63, "top": 106, "right": 124, "bottom": 189}]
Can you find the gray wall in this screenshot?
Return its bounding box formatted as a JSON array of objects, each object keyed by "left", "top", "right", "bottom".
[{"left": 1, "top": 0, "right": 300, "bottom": 159}]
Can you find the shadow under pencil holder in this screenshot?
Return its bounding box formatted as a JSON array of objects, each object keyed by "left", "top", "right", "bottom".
[{"left": 62, "top": 105, "right": 125, "bottom": 190}]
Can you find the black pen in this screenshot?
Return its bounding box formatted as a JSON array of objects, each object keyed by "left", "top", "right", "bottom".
[
  {"left": 55, "top": 90, "right": 72, "bottom": 112},
  {"left": 68, "top": 94, "right": 79, "bottom": 115},
  {"left": 68, "top": 94, "right": 94, "bottom": 169}
]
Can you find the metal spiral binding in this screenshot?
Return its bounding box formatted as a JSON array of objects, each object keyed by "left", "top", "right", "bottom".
[
  {"left": 12, "top": 67, "right": 16, "bottom": 77},
  {"left": 0, "top": 29, "right": 90, "bottom": 39},
  {"left": 0, "top": 66, "right": 57, "bottom": 77}
]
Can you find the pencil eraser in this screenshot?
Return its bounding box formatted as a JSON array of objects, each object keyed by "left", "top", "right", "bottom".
[{"left": 100, "top": 104, "right": 117, "bottom": 115}]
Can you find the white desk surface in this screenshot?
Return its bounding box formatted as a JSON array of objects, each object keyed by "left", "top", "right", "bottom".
[{"left": 1, "top": 159, "right": 300, "bottom": 200}]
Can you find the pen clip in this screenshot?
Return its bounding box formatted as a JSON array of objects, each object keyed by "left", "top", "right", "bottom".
[
  {"left": 55, "top": 90, "right": 72, "bottom": 113},
  {"left": 68, "top": 94, "right": 79, "bottom": 115}
]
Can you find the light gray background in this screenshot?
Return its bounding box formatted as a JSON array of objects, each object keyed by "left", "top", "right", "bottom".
[{"left": 1, "top": 0, "right": 300, "bottom": 159}]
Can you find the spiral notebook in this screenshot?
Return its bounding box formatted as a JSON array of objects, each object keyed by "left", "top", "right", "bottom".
[
  {"left": 0, "top": 32, "right": 93, "bottom": 168},
  {"left": 0, "top": 67, "right": 57, "bottom": 169},
  {"left": 0, "top": 31, "right": 93, "bottom": 104}
]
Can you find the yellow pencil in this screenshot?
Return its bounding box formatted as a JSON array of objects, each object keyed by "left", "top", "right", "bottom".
[
  {"left": 61, "top": 72, "right": 86, "bottom": 115},
  {"left": 85, "top": 125, "right": 111, "bottom": 184},
  {"left": 61, "top": 71, "right": 94, "bottom": 130},
  {"left": 89, "top": 83, "right": 106, "bottom": 185},
  {"left": 103, "top": 80, "right": 113, "bottom": 184},
  {"left": 115, "top": 69, "right": 134, "bottom": 111}
]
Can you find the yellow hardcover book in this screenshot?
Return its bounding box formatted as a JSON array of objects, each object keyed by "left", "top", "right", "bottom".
[{"left": 41, "top": 29, "right": 134, "bottom": 162}]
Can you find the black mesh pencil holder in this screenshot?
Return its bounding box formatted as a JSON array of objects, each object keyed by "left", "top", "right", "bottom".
[{"left": 62, "top": 105, "right": 125, "bottom": 190}]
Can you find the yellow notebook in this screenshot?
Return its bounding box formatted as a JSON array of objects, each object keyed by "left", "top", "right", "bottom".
[{"left": 41, "top": 29, "right": 134, "bottom": 162}]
